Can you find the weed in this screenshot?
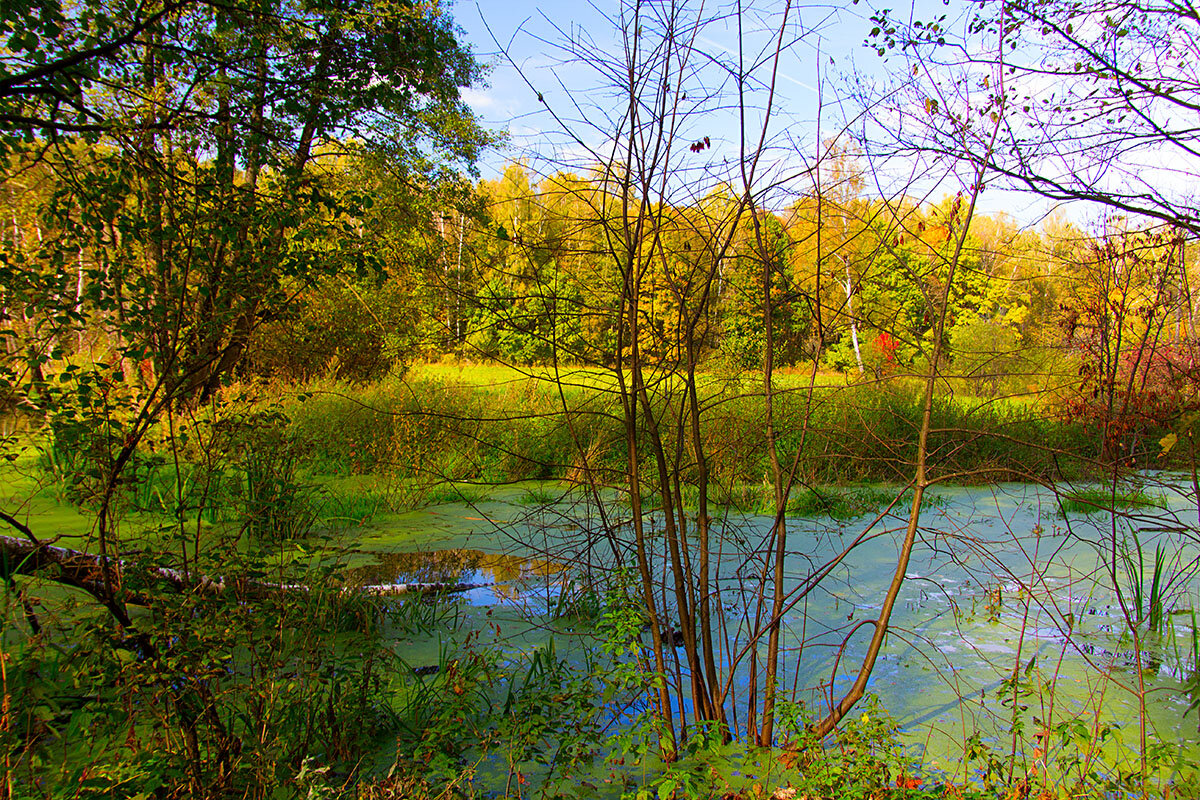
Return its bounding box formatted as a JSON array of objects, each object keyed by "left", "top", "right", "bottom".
[
  {"left": 1123, "top": 531, "right": 1172, "bottom": 634},
  {"left": 278, "top": 371, "right": 1101, "bottom": 493},
  {"left": 1, "top": 550, "right": 410, "bottom": 798},
  {"left": 321, "top": 487, "right": 389, "bottom": 527},
  {"left": 550, "top": 578, "right": 604, "bottom": 622},
  {"left": 518, "top": 483, "right": 561, "bottom": 506},
  {"left": 683, "top": 482, "right": 937, "bottom": 520},
  {"left": 386, "top": 593, "right": 464, "bottom": 636},
  {"left": 422, "top": 481, "right": 491, "bottom": 506},
  {"left": 775, "top": 696, "right": 916, "bottom": 800},
  {"left": 1058, "top": 486, "right": 1167, "bottom": 515}
]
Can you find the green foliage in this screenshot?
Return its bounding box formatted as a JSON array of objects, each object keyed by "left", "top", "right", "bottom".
[
  {"left": 495, "top": 640, "right": 607, "bottom": 779},
  {"left": 31, "top": 362, "right": 146, "bottom": 507},
  {"left": 387, "top": 593, "right": 465, "bottom": 637},
  {"left": 285, "top": 373, "right": 610, "bottom": 485},
  {"left": 467, "top": 272, "right": 589, "bottom": 365},
  {"left": 0, "top": 15, "right": 493, "bottom": 794},
  {"left": 775, "top": 697, "right": 915, "bottom": 800},
  {"left": 125, "top": 458, "right": 238, "bottom": 525},
  {"left": 247, "top": 276, "right": 419, "bottom": 383},
  {"left": 717, "top": 313, "right": 768, "bottom": 372},
  {"left": 1, "top": 556, "right": 404, "bottom": 798},
  {"left": 4, "top": 5, "right": 1198, "bottom": 796},
  {"left": 226, "top": 411, "right": 318, "bottom": 541},
  {"left": 959, "top": 652, "right": 1190, "bottom": 799},
  {"left": 949, "top": 317, "right": 1028, "bottom": 397}
]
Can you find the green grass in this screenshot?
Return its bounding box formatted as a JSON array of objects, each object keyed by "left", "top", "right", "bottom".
[
  {"left": 780, "top": 485, "right": 922, "bottom": 519},
  {"left": 420, "top": 481, "right": 492, "bottom": 506},
  {"left": 1057, "top": 486, "right": 1167, "bottom": 515},
  {"left": 9, "top": 361, "right": 1119, "bottom": 550},
  {"left": 410, "top": 360, "right": 621, "bottom": 392},
  {"left": 318, "top": 475, "right": 494, "bottom": 512},
  {"left": 667, "top": 482, "right": 937, "bottom": 520},
  {"left": 320, "top": 487, "right": 390, "bottom": 527},
  {"left": 517, "top": 483, "right": 563, "bottom": 506},
  {"left": 282, "top": 366, "right": 1101, "bottom": 496}
]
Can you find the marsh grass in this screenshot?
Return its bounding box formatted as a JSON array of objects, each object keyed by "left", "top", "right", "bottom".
[
  {"left": 1, "top": 546, "right": 417, "bottom": 798},
  {"left": 1124, "top": 532, "right": 1172, "bottom": 634},
  {"left": 385, "top": 593, "right": 466, "bottom": 636},
  {"left": 676, "top": 482, "right": 940, "bottom": 520},
  {"left": 281, "top": 371, "right": 1100, "bottom": 495},
  {"left": 1058, "top": 487, "right": 1167, "bottom": 515},
  {"left": 780, "top": 485, "right": 937, "bottom": 518},
  {"left": 1191, "top": 609, "right": 1199, "bottom": 673},
  {"left": 422, "top": 482, "right": 491, "bottom": 506},
  {"left": 320, "top": 487, "right": 391, "bottom": 527},
  {"left": 550, "top": 579, "right": 604, "bottom": 621},
  {"left": 33, "top": 435, "right": 81, "bottom": 497},
  {"left": 309, "top": 476, "right": 494, "bottom": 517},
  {"left": 517, "top": 483, "right": 564, "bottom": 506},
  {"left": 128, "top": 461, "right": 243, "bottom": 524},
  {"left": 28, "top": 366, "right": 1113, "bottom": 536}
]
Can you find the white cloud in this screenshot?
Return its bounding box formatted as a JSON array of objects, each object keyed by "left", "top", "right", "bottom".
[{"left": 461, "top": 87, "right": 499, "bottom": 112}]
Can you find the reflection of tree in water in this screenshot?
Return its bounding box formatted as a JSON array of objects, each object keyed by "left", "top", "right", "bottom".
[{"left": 346, "top": 548, "right": 560, "bottom": 589}]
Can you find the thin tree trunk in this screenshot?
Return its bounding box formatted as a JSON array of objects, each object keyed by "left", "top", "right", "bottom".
[
  {"left": 846, "top": 262, "right": 863, "bottom": 374},
  {"left": 811, "top": 163, "right": 992, "bottom": 741}
]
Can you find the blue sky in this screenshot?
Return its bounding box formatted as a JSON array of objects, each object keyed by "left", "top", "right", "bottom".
[
  {"left": 452, "top": 2, "right": 866, "bottom": 170},
  {"left": 447, "top": 0, "right": 1070, "bottom": 228}
]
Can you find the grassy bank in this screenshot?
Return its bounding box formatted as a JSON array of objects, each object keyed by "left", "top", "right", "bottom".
[{"left": 280, "top": 363, "right": 1101, "bottom": 497}]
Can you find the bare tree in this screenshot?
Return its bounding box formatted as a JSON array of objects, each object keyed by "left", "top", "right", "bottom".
[{"left": 865, "top": 0, "right": 1200, "bottom": 233}]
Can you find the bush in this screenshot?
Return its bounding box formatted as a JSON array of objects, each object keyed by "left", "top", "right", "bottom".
[{"left": 2, "top": 555, "right": 405, "bottom": 799}]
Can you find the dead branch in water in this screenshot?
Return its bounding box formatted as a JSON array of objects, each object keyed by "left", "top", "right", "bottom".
[{"left": 0, "top": 532, "right": 488, "bottom": 607}]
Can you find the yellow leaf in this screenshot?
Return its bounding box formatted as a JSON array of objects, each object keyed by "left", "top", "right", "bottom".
[{"left": 1160, "top": 432, "right": 1178, "bottom": 455}]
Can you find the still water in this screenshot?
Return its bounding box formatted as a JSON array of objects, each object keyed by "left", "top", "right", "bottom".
[{"left": 345, "top": 478, "right": 1200, "bottom": 769}]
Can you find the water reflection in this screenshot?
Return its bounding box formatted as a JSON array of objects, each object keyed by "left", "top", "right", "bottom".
[{"left": 346, "top": 548, "right": 562, "bottom": 606}]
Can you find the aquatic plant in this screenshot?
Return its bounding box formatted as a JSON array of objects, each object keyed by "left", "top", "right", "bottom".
[
  {"left": 0, "top": 548, "right": 413, "bottom": 797},
  {"left": 320, "top": 486, "right": 390, "bottom": 527},
  {"left": 1058, "top": 486, "right": 1167, "bottom": 515},
  {"left": 1123, "top": 532, "right": 1172, "bottom": 634},
  {"left": 517, "top": 483, "right": 562, "bottom": 506}
]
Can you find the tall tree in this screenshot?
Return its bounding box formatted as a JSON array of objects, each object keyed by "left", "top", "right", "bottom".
[
  {"left": 2, "top": 0, "right": 487, "bottom": 432},
  {"left": 0, "top": 5, "right": 488, "bottom": 785}
]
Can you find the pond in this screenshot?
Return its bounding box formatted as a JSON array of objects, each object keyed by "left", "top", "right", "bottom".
[{"left": 339, "top": 478, "right": 1200, "bottom": 774}]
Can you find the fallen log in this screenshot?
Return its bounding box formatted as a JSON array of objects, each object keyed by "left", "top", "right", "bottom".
[
  {"left": 360, "top": 581, "right": 487, "bottom": 596},
  {"left": 0, "top": 533, "right": 489, "bottom": 607}
]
